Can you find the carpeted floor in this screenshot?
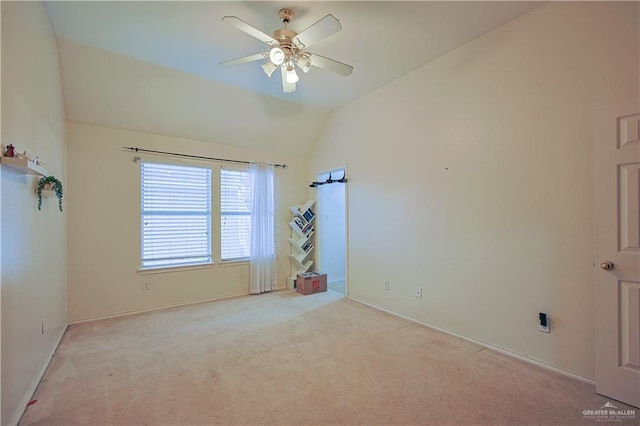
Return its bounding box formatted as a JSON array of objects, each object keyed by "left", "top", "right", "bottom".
[{"left": 20, "top": 289, "right": 636, "bottom": 425}]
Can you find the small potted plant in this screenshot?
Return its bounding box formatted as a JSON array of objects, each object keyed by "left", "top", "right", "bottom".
[{"left": 36, "top": 176, "right": 63, "bottom": 211}]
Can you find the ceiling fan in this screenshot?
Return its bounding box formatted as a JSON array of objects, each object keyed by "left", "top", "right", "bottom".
[{"left": 220, "top": 8, "right": 353, "bottom": 93}]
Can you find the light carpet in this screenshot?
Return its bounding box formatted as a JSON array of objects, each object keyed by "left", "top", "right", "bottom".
[{"left": 19, "top": 290, "right": 636, "bottom": 425}]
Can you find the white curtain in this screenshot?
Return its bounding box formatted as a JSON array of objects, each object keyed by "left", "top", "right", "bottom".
[{"left": 249, "top": 162, "right": 276, "bottom": 294}]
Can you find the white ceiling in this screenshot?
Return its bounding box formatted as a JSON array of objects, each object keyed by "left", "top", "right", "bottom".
[{"left": 44, "top": 1, "right": 542, "bottom": 154}]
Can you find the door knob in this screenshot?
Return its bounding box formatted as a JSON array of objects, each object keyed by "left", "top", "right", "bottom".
[{"left": 600, "top": 261, "right": 614, "bottom": 271}]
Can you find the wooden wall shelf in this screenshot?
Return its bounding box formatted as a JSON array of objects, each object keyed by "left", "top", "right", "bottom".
[{"left": 0, "top": 156, "right": 47, "bottom": 176}]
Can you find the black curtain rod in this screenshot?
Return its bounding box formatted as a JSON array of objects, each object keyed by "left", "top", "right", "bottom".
[{"left": 122, "top": 146, "right": 287, "bottom": 168}]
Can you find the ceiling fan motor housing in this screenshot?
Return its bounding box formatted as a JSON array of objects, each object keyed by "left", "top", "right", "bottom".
[
  {"left": 272, "top": 28, "right": 298, "bottom": 60},
  {"left": 273, "top": 8, "right": 303, "bottom": 63}
]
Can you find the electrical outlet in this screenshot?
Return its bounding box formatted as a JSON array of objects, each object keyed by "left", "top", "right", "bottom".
[
  {"left": 539, "top": 312, "right": 550, "bottom": 333},
  {"left": 142, "top": 280, "right": 150, "bottom": 291},
  {"left": 41, "top": 318, "right": 45, "bottom": 335},
  {"left": 415, "top": 287, "right": 422, "bottom": 298},
  {"left": 384, "top": 281, "right": 390, "bottom": 291}
]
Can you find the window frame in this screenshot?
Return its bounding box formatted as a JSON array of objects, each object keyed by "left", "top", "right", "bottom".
[
  {"left": 219, "top": 166, "right": 253, "bottom": 263},
  {"left": 140, "top": 161, "right": 213, "bottom": 271}
]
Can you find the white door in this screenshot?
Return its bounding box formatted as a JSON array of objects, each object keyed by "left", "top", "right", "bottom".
[
  {"left": 594, "top": 98, "right": 640, "bottom": 408},
  {"left": 317, "top": 169, "right": 347, "bottom": 293}
]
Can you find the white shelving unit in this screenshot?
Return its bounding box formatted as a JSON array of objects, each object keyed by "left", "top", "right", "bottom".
[
  {"left": 0, "top": 156, "right": 47, "bottom": 176},
  {"left": 287, "top": 200, "right": 316, "bottom": 289}
]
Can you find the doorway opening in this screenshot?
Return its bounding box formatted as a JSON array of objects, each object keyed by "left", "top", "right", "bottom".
[{"left": 317, "top": 168, "right": 347, "bottom": 295}]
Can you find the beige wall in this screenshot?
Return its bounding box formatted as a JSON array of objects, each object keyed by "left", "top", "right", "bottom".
[
  {"left": 66, "top": 122, "right": 309, "bottom": 322},
  {"left": 311, "top": 1, "right": 639, "bottom": 379},
  {"left": 1, "top": 2, "right": 68, "bottom": 424},
  {"left": 56, "top": 39, "right": 331, "bottom": 157}
]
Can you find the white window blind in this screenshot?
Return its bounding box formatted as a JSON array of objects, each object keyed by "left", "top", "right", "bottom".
[
  {"left": 221, "top": 168, "right": 252, "bottom": 261},
  {"left": 141, "top": 162, "right": 212, "bottom": 269}
]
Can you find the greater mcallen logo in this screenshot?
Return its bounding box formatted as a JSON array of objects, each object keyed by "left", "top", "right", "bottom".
[{"left": 583, "top": 401, "right": 636, "bottom": 422}]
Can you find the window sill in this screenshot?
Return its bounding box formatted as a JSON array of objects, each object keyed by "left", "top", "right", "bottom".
[
  {"left": 219, "top": 259, "right": 249, "bottom": 267},
  {"left": 138, "top": 263, "right": 213, "bottom": 275}
]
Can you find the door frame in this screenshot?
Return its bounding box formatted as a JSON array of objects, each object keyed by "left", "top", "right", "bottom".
[
  {"left": 593, "top": 97, "right": 640, "bottom": 408},
  {"left": 316, "top": 165, "right": 349, "bottom": 296}
]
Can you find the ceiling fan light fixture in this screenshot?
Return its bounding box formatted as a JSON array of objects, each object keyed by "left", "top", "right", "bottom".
[
  {"left": 261, "top": 61, "right": 277, "bottom": 77},
  {"left": 269, "top": 47, "right": 285, "bottom": 65},
  {"left": 221, "top": 9, "right": 353, "bottom": 94},
  {"left": 285, "top": 63, "right": 299, "bottom": 84}
]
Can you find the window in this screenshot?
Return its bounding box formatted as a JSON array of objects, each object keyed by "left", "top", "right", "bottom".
[
  {"left": 220, "top": 168, "right": 252, "bottom": 261},
  {"left": 141, "top": 162, "right": 212, "bottom": 269}
]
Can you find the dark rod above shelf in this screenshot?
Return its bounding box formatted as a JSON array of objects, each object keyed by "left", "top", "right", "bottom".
[{"left": 309, "top": 172, "right": 348, "bottom": 187}]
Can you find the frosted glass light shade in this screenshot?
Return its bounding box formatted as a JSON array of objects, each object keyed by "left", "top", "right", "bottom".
[
  {"left": 269, "top": 47, "right": 285, "bottom": 65},
  {"left": 261, "top": 61, "right": 277, "bottom": 77},
  {"left": 285, "top": 65, "right": 299, "bottom": 84},
  {"left": 296, "top": 56, "right": 312, "bottom": 73}
]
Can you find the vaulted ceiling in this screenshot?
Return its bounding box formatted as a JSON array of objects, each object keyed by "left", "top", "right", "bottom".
[{"left": 45, "top": 1, "right": 541, "bottom": 155}]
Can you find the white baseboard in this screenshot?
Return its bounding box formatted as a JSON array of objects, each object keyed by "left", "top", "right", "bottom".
[
  {"left": 347, "top": 296, "right": 595, "bottom": 386},
  {"left": 69, "top": 285, "right": 292, "bottom": 325},
  {"left": 69, "top": 292, "right": 253, "bottom": 325},
  {"left": 328, "top": 276, "right": 345, "bottom": 284},
  {"left": 9, "top": 325, "right": 68, "bottom": 426}
]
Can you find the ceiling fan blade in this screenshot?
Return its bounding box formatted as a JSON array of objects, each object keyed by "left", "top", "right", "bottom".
[
  {"left": 222, "top": 16, "right": 277, "bottom": 44},
  {"left": 281, "top": 65, "right": 296, "bottom": 93},
  {"left": 308, "top": 53, "right": 353, "bottom": 76},
  {"left": 220, "top": 52, "right": 268, "bottom": 67},
  {"left": 294, "top": 14, "right": 342, "bottom": 48}
]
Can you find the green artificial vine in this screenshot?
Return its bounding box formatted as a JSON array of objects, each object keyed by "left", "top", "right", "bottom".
[{"left": 36, "top": 176, "right": 63, "bottom": 212}]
